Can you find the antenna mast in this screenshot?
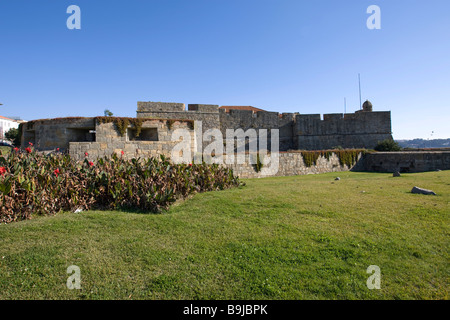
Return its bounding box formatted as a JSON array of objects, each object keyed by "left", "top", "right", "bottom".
[{"left": 358, "top": 73, "right": 362, "bottom": 110}]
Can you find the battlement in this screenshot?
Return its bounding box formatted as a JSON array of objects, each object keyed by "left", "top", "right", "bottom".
[
  {"left": 297, "top": 114, "right": 321, "bottom": 120},
  {"left": 295, "top": 111, "right": 391, "bottom": 134},
  {"left": 187, "top": 104, "right": 219, "bottom": 113},
  {"left": 137, "top": 101, "right": 220, "bottom": 114},
  {"left": 323, "top": 113, "right": 343, "bottom": 121},
  {"left": 137, "top": 101, "right": 186, "bottom": 113}
]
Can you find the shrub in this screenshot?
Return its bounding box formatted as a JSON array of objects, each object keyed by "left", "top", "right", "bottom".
[
  {"left": 374, "top": 139, "right": 402, "bottom": 151},
  {"left": 167, "top": 119, "right": 176, "bottom": 130},
  {"left": 104, "top": 109, "right": 114, "bottom": 117},
  {"left": 253, "top": 153, "right": 264, "bottom": 172},
  {"left": 300, "top": 149, "right": 365, "bottom": 168},
  {"left": 0, "top": 150, "right": 242, "bottom": 224},
  {"left": 334, "top": 149, "right": 364, "bottom": 167},
  {"left": 300, "top": 151, "right": 333, "bottom": 167},
  {"left": 4, "top": 128, "right": 21, "bottom": 147}
]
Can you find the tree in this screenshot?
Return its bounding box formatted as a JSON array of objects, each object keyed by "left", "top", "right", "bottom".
[
  {"left": 374, "top": 139, "right": 402, "bottom": 151},
  {"left": 5, "top": 127, "right": 21, "bottom": 147},
  {"left": 104, "top": 109, "right": 114, "bottom": 117}
]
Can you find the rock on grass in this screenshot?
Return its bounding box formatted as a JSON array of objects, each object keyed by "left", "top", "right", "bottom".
[{"left": 411, "top": 186, "right": 436, "bottom": 195}]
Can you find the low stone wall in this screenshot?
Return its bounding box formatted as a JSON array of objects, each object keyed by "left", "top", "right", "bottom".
[
  {"left": 357, "top": 151, "right": 450, "bottom": 173},
  {"left": 69, "top": 141, "right": 178, "bottom": 161},
  {"left": 68, "top": 146, "right": 361, "bottom": 179},
  {"left": 68, "top": 120, "right": 195, "bottom": 161},
  {"left": 225, "top": 152, "right": 360, "bottom": 179}
]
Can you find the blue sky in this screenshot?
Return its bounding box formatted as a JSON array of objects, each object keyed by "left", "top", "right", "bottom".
[{"left": 0, "top": 0, "right": 449, "bottom": 139}]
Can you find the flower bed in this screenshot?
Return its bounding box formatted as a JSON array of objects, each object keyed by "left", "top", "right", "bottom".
[{"left": 0, "top": 146, "right": 242, "bottom": 223}]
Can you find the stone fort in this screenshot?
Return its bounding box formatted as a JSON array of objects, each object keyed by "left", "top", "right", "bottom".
[
  {"left": 20, "top": 100, "right": 392, "bottom": 154},
  {"left": 136, "top": 100, "right": 392, "bottom": 151},
  {"left": 19, "top": 100, "right": 402, "bottom": 178},
  {"left": 19, "top": 102, "right": 450, "bottom": 178}
]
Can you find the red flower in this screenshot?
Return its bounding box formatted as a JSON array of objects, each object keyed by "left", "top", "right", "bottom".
[
  {"left": 56, "top": 148, "right": 60, "bottom": 152},
  {"left": 89, "top": 161, "right": 94, "bottom": 167},
  {"left": 14, "top": 147, "right": 19, "bottom": 152},
  {"left": 28, "top": 142, "right": 33, "bottom": 146},
  {"left": 121, "top": 150, "right": 124, "bottom": 156},
  {"left": 54, "top": 168, "right": 60, "bottom": 176},
  {"left": 0, "top": 167, "right": 6, "bottom": 176},
  {"left": 25, "top": 147, "right": 32, "bottom": 153},
  {"left": 188, "top": 164, "right": 192, "bottom": 167},
  {"left": 85, "top": 152, "right": 88, "bottom": 157}
]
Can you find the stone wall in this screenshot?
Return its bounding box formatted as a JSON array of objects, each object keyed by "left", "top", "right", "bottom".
[
  {"left": 357, "top": 151, "right": 450, "bottom": 173},
  {"left": 225, "top": 151, "right": 450, "bottom": 178},
  {"left": 137, "top": 102, "right": 221, "bottom": 133},
  {"left": 21, "top": 101, "right": 394, "bottom": 163},
  {"left": 224, "top": 151, "right": 361, "bottom": 179},
  {"left": 21, "top": 118, "right": 96, "bottom": 151},
  {"left": 219, "top": 109, "right": 297, "bottom": 151},
  {"left": 295, "top": 111, "right": 392, "bottom": 150},
  {"left": 69, "top": 140, "right": 179, "bottom": 161},
  {"left": 137, "top": 101, "right": 393, "bottom": 152},
  {"left": 21, "top": 117, "right": 195, "bottom": 159},
  {"left": 69, "top": 119, "right": 194, "bottom": 161}
]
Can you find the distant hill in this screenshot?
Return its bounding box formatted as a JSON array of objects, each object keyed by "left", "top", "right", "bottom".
[{"left": 396, "top": 138, "right": 450, "bottom": 149}]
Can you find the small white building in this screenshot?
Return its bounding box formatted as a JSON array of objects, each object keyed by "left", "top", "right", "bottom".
[{"left": 0, "top": 116, "right": 21, "bottom": 141}]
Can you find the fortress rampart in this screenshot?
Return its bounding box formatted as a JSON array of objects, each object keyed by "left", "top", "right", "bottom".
[
  {"left": 294, "top": 111, "right": 392, "bottom": 150},
  {"left": 19, "top": 100, "right": 397, "bottom": 178},
  {"left": 21, "top": 100, "right": 393, "bottom": 154},
  {"left": 136, "top": 101, "right": 393, "bottom": 151}
]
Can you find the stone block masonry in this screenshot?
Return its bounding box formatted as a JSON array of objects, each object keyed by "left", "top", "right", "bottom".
[
  {"left": 227, "top": 150, "right": 450, "bottom": 178},
  {"left": 137, "top": 100, "right": 393, "bottom": 151},
  {"left": 21, "top": 117, "right": 96, "bottom": 151},
  {"left": 225, "top": 150, "right": 450, "bottom": 178},
  {"left": 225, "top": 151, "right": 362, "bottom": 179},
  {"left": 69, "top": 140, "right": 182, "bottom": 161},
  {"left": 21, "top": 116, "right": 195, "bottom": 159},
  {"left": 137, "top": 102, "right": 392, "bottom": 151},
  {"left": 295, "top": 111, "right": 392, "bottom": 150},
  {"left": 137, "top": 102, "right": 221, "bottom": 134},
  {"left": 68, "top": 119, "right": 195, "bottom": 161},
  {"left": 219, "top": 109, "right": 297, "bottom": 151},
  {"left": 356, "top": 151, "right": 450, "bottom": 173}
]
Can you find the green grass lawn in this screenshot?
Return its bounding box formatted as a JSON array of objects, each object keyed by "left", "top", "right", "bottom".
[
  {"left": 0, "top": 146, "right": 12, "bottom": 155},
  {"left": 0, "top": 171, "right": 448, "bottom": 300}
]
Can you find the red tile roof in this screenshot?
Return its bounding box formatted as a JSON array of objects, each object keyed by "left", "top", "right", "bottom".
[{"left": 0, "top": 115, "right": 18, "bottom": 122}]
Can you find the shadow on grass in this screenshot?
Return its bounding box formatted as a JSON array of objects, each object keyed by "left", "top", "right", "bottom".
[
  {"left": 114, "top": 206, "right": 166, "bottom": 215},
  {"left": 87, "top": 204, "right": 166, "bottom": 216}
]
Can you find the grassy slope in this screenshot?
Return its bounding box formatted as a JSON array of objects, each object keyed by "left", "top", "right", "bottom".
[{"left": 0, "top": 171, "right": 448, "bottom": 300}]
